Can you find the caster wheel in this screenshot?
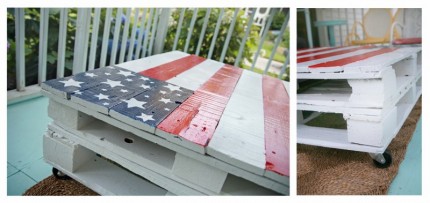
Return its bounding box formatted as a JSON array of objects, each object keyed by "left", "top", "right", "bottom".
[
  {"left": 52, "top": 167, "right": 71, "bottom": 180},
  {"left": 373, "top": 150, "right": 392, "bottom": 168}
]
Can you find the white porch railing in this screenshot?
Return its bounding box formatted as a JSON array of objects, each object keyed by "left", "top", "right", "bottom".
[{"left": 8, "top": 8, "right": 289, "bottom": 103}]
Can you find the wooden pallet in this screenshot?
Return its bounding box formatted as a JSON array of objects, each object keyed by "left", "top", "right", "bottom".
[
  {"left": 297, "top": 46, "right": 421, "bottom": 154},
  {"left": 42, "top": 52, "right": 289, "bottom": 195}
]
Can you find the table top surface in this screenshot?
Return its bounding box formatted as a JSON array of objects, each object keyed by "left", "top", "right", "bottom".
[
  {"left": 297, "top": 46, "right": 421, "bottom": 74},
  {"left": 41, "top": 51, "right": 290, "bottom": 180}
]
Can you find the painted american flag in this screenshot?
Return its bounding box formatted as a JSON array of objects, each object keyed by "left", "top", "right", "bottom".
[{"left": 42, "top": 51, "right": 290, "bottom": 180}]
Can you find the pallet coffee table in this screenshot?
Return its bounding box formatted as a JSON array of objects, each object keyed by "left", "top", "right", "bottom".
[
  {"left": 41, "top": 51, "right": 290, "bottom": 195},
  {"left": 297, "top": 46, "right": 421, "bottom": 168}
]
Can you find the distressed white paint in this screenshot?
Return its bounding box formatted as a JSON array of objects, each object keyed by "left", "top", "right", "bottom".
[
  {"left": 48, "top": 99, "right": 95, "bottom": 129},
  {"left": 44, "top": 133, "right": 169, "bottom": 195},
  {"left": 208, "top": 70, "right": 266, "bottom": 176}
]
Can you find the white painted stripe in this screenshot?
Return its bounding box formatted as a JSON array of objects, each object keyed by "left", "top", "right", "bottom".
[
  {"left": 167, "top": 59, "right": 224, "bottom": 90},
  {"left": 115, "top": 51, "right": 189, "bottom": 72},
  {"left": 207, "top": 70, "right": 266, "bottom": 176},
  {"left": 297, "top": 46, "right": 358, "bottom": 59},
  {"left": 297, "top": 48, "right": 379, "bottom": 73},
  {"left": 297, "top": 47, "right": 329, "bottom": 54}
]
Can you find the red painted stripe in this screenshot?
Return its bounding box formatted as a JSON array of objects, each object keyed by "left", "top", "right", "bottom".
[
  {"left": 393, "top": 37, "right": 422, "bottom": 45},
  {"left": 297, "top": 46, "right": 374, "bottom": 63},
  {"left": 297, "top": 47, "right": 339, "bottom": 57},
  {"left": 310, "top": 48, "right": 398, "bottom": 68},
  {"left": 139, "top": 55, "right": 206, "bottom": 81},
  {"left": 157, "top": 65, "right": 243, "bottom": 146},
  {"left": 262, "top": 75, "right": 289, "bottom": 176}
]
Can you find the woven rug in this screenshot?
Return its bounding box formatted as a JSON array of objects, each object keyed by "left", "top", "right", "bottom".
[
  {"left": 23, "top": 175, "right": 98, "bottom": 196},
  {"left": 297, "top": 98, "right": 422, "bottom": 195}
]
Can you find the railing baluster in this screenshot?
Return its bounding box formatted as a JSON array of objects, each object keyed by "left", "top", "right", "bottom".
[
  {"left": 141, "top": 8, "right": 153, "bottom": 58},
  {"left": 88, "top": 8, "right": 101, "bottom": 70},
  {"left": 100, "top": 8, "right": 112, "bottom": 67},
  {"left": 148, "top": 8, "right": 159, "bottom": 56},
  {"left": 234, "top": 8, "right": 256, "bottom": 67},
  {"left": 15, "top": 8, "right": 25, "bottom": 91},
  {"left": 208, "top": 8, "right": 224, "bottom": 59},
  {"left": 153, "top": 8, "right": 171, "bottom": 54},
  {"left": 119, "top": 8, "right": 132, "bottom": 63},
  {"left": 195, "top": 8, "right": 211, "bottom": 56},
  {"left": 135, "top": 8, "right": 148, "bottom": 58},
  {"left": 184, "top": 8, "right": 198, "bottom": 53},
  {"left": 72, "top": 8, "right": 91, "bottom": 74},
  {"left": 264, "top": 10, "right": 289, "bottom": 75},
  {"left": 127, "top": 8, "right": 140, "bottom": 61},
  {"left": 110, "top": 8, "right": 123, "bottom": 65},
  {"left": 172, "top": 8, "right": 186, "bottom": 51},
  {"left": 278, "top": 49, "right": 289, "bottom": 79},
  {"left": 251, "top": 8, "right": 276, "bottom": 71},
  {"left": 57, "top": 8, "right": 68, "bottom": 78},
  {"left": 38, "top": 8, "right": 49, "bottom": 84},
  {"left": 219, "top": 8, "right": 239, "bottom": 62}
]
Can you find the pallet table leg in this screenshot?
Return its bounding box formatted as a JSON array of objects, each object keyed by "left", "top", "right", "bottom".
[
  {"left": 48, "top": 99, "right": 95, "bottom": 129},
  {"left": 172, "top": 153, "right": 228, "bottom": 193}
]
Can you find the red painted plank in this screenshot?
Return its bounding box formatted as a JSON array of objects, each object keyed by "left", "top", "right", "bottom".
[
  {"left": 310, "top": 47, "right": 398, "bottom": 68},
  {"left": 262, "top": 75, "right": 289, "bottom": 176},
  {"left": 393, "top": 37, "right": 422, "bottom": 45},
  {"left": 157, "top": 65, "right": 243, "bottom": 146},
  {"left": 297, "top": 46, "right": 372, "bottom": 63},
  {"left": 297, "top": 47, "right": 339, "bottom": 57},
  {"left": 139, "top": 55, "right": 206, "bottom": 81}
]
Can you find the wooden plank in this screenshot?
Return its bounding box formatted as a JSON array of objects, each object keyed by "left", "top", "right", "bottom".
[
  {"left": 167, "top": 59, "right": 225, "bottom": 91},
  {"left": 297, "top": 46, "right": 371, "bottom": 63},
  {"left": 139, "top": 55, "right": 206, "bottom": 81},
  {"left": 156, "top": 65, "right": 243, "bottom": 149},
  {"left": 297, "top": 47, "right": 339, "bottom": 56},
  {"left": 109, "top": 82, "right": 193, "bottom": 133},
  {"left": 115, "top": 51, "right": 189, "bottom": 73},
  {"left": 262, "top": 75, "right": 289, "bottom": 177},
  {"left": 310, "top": 48, "right": 398, "bottom": 69},
  {"left": 207, "top": 70, "right": 266, "bottom": 176}
]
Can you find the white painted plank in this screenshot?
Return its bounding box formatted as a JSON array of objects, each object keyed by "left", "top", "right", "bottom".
[
  {"left": 42, "top": 92, "right": 288, "bottom": 194},
  {"left": 297, "top": 47, "right": 330, "bottom": 54},
  {"left": 115, "top": 51, "right": 189, "bottom": 72},
  {"left": 44, "top": 134, "right": 168, "bottom": 195},
  {"left": 166, "top": 59, "right": 224, "bottom": 90},
  {"left": 297, "top": 46, "right": 358, "bottom": 58},
  {"left": 208, "top": 70, "right": 266, "bottom": 176}
]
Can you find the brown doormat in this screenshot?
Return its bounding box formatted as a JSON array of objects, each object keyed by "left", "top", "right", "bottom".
[
  {"left": 297, "top": 98, "right": 421, "bottom": 195},
  {"left": 23, "top": 175, "right": 99, "bottom": 196}
]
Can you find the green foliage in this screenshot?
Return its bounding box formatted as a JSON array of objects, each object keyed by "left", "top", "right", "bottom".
[
  {"left": 163, "top": 8, "right": 259, "bottom": 66},
  {"left": 270, "top": 11, "right": 286, "bottom": 30}
]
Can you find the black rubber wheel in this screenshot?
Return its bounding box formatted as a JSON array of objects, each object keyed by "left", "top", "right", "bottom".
[
  {"left": 52, "top": 167, "right": 71, "bottom": 180},
  {"left": 373, "top": 150, "right": 392, "bottom": 168}
]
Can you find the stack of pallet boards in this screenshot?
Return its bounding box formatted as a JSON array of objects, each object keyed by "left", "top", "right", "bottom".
[
  {"left": 296, "top": 46, "right": 421, "bottom": 165},
  {"left": 41, "top": 51, "right": 290, "bottom": 195}
]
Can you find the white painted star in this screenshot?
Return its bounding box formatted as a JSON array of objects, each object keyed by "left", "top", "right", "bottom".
[
  {"left": 164, "top": 108, "right": 170, "bottom": 111},
  {"left": 95, "top": 93, "right": 109, "bottom": 100},
  {"left": 105, "top": 73, "right": 111, "bottom": 75},
  {"left": 176, "top": 93, "right": 181, "bottom": 96},
  {"left": 102, "top": 79, "right": 124, "bottom": 88},
  {"left": 140, "top": 77, "right": 149, "bottom": 81},
  {"left": 102, "top": 102, "right": 110, "bottom": 106},
  {"left": 160, "top": 90, "right": 166, "bottom": 94},
  {"left": 140, "top": 84, "right": 150, "bottom": 89},
  {"left": 164, "top": 84, "right": 181, "bottom": 92},
  {"left": 120, "top": 89, "right": 128, "bottom": 93},
  {"left": 85, "top": 73, "right": 97, "bottom": 78},
  {"left": 126, "top": 78, "right": 133, "bottom": 82},
  {"left": 102, "top": 89, "right": 107, "bottom": 91},
  {"left": 144, "top": 95, "right": 149, "bottom": 98},
  {"left": 124, "top": 98, "right": 146, "bottom": 109},
  {"left": 118, "top": 70, "right": 134, "bottom": 77},
  {"left": 59, "top": 78, "right": 84, "bottom": 88},
  {"left": 136, "top": 113, "right": 154, "bottom": 122},
  {"left": 150, "top": 81, "right": 154, "bottom": 84},
  {"left": 74, "top": 90, "right": 83, "bottom": 95},
  {"left": 159, "top": 98, "right": 171, "bottom": 104}
]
